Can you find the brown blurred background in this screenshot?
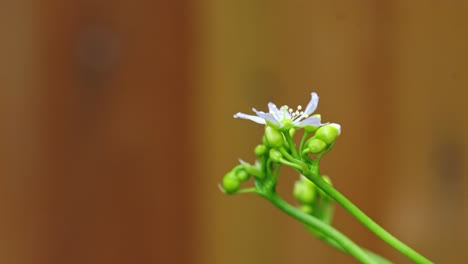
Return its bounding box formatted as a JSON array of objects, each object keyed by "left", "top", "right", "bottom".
[{"left": 1, "top": 0, "right": 468, "bottom": 263}]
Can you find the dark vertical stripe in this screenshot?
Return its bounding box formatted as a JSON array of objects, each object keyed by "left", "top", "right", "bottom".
[{"left": 40, "top": 1, "right": 193, "bottom": 263}]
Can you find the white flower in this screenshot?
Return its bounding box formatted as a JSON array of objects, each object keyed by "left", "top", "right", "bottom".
[{"left": 233, "top": 92, "right": 324, "bottom": 129}]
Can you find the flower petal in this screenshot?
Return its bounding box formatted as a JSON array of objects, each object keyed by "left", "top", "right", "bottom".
[
  {"left": 233, "top": 112, "right": 266, "bottom": 124},
  {"left": 304, "top": 92, "right": 319, "bottom": 116},
  {"left": 280, "top": 106, "right": 292, "bottom": 120},
  {"left": 268, "top": 102, "right": 280, "bottom": 115},
  {"left": 252, "top": 108, "right": 281, "bottom": 126},
  {"left": 268, "top": 103, "right": 282, "bottom": 120},
  {"left": 296, "top": 116, "right": 323, "bottom": 127}
]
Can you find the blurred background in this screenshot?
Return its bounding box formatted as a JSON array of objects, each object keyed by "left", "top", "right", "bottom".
[{"left": 1, "top": 0, "right": 468, "bottom": 263}]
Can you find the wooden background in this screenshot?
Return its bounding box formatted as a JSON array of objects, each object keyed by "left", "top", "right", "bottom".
[
  {"left": 197, "top": 1, "right": 468, "bottom": 264},
  {"left": 2, "top": 1, "right": 193, "bottom": 263},
  {"left": 2, "top": 0, "right": 468, "bottom": 263}
]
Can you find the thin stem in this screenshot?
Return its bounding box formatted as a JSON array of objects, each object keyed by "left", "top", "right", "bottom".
[
  {"left": 279, "top": 158, "right": 302, "bottom": 171},
  {"left": 263, "top": 193, "right": 377, "bottom": 264},
  {"left": 317, "top": 142, "right": 334, "bottom": 161},
  {"left": 232, "top": 187, "right": 391, "bottom": 263},
  {"left": 279, "top": 147, "right": 296, "bottom": 163},
  {"left": 299, "top": 131, "right": 310, "bottom": 154},
  {"left": 270, "top": 163, "right": 281, "bottom": 186},
  {"left": 317, "top": 236, "right": 392, "bottom": 264},
  {"left": 260, "top": 155, "right": 267, "bottom": 178},
  {"left": 235, "top": 187, "right": 258, "bottom": 194},
  {"left": 282, "top": 131, "right": 299, "bottom": 159},
  {"left": 302, "top": 170, "right": 432, "bottom": 264}
]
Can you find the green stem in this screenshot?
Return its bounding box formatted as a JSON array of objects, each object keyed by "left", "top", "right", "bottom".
[
  {"left": 314, "top": 234, "right": 392, "bottom": 264},
  {"left": 283, "top": 132, "right": 299, "bottom": 159},
  {"left": 303, "top": 170, "right": 432, "bottom": 264},
  {"left": 299, "top": 131, "right": 310, "bottom": 154},
  {"left": 263, "top": 193, "right": 377, "bottom": 264},
  {"left": 279, "top": 158, "right": 302, "bottom": 171},
  {"left": 235, "top": 187, "right": 258, "bottom": 194},
  {"left": 317, "top": 142, "right": 334, "bottom": 161},
  {"left": 279, "top": 147, "right": 296, "bottom": 163}
]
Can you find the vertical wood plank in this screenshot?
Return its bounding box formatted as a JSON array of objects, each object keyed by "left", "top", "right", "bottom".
[
  {"left": 389, "top": 1, "right": 468, "bottom": 262},
  {"left": 36, "top": 1, "right": 193, "bottom": 263},
  {"left": 0, "top": 1, "right": 45, "bottom": 263}
]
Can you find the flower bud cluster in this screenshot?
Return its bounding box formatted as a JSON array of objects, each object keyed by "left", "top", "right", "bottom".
[
  {"left": 293, "top": 175, "right": 334, "bottom": 224},
  {"left": 222, "top": 166, "right": 251, "bottom": 194},
  {"left": 222, "top": 121, "right": 341, "bottom": 195},
  {"left": 259, "top": 127, "right": 286, "bottom": 164},
  {"left": 294, "top": 176, "right": 317, "bottom": 206},
  {"left": 222, "top": 93, "right": 341, "bottom": 200},
  {"left": 304, "top": 123, "right": 341, "bottom": 155}
]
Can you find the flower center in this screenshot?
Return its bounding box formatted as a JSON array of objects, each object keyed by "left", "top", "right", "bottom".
[
  {"left": 269, "top": 104, "right": 309, "bottom": 123},
  {"left": 288, "top": 105, "right": 307, "bottom": 121}
]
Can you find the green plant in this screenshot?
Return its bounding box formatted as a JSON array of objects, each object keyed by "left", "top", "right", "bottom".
[{"left": 221, "top": 92, "right": 432, "bottom": 264}]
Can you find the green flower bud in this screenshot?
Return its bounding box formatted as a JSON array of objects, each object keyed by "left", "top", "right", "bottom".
[
  {"left": 265, "top": 126, "right": 284, "bottom": 148},
  {"left": 235, "top": 169, "right": 250, "bottom": 182},
  {"left": 289, "top": 128, "right": 296, "bottom": 137},
  {"left": 304, "top": 126, "right": 318, "bottom": 133},
  {"left": 269, "top": 149, "right": 283, "bottom": 162},
  {"left": 254, "top": 144, "right": 267, "bottom": 156},
  {"left": 307, "top": 139, "right": 327, "bottom": 154},
  {"left": 293, "top": 180, "right": 316, "bottom": 204},
  {"left": 300, "top": 205, "right": 314, "bottom": 214},
  {"left": 304, "top": 114, "right": 321, "bottom": 133},
  {"left": 315, "top": 123, "right": 341, "bottom": 144},
  {"left": 222, "top": 172, "right": 240, "bottom": 194},
  {"left": 322, "top": 175, "right": 332, "bottom": 186}
]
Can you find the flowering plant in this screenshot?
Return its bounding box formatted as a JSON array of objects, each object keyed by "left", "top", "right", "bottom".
[{"left": 221, "top": 92, "right": 432, "bottom": 264}]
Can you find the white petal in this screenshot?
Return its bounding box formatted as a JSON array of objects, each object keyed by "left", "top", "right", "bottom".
[
  {"left": 268, "top": 102, "right": 280, "bottom": 114},
  {"left": 233, "top": 112, "right": 266, "bottom": 124},
  {"left": 268, "top": 102, "right": 282, "bottom": 120},
  {"left": 304, "top": 92, "right": 319, "bottom": 116},
  {"left": 252, "top": 108, "right": 281, "bottom": 126},
  {"left": 278, "top": 106, "right": 291, "bottom": 120},
  {"left": 296, "top": 116, "right": 323, "bottom": 127}
]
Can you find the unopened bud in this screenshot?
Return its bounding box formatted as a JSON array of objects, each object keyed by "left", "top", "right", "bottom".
[
  {"left": 265, "top": 126, "right": 284, "bottom": 148},
  {"left": 235, "top": 169, "right": 250, "bottom": 182},
  {"left": 289, "top": 128, "right": 296, "bottom": 137},
  {"left": 222, "top": 172, "right": 240, "bottom": 194},
  {"left": 269, "top": 149, "right": 283, "bottom": 162},
  {"left": 254, "top": 144, "right": 267, "bottom": 156},
  {"left": 300, "top": 205, "right": 314, "bottom": 215},
  {"left": 307, "top": 139, "right": 327, "bottom": 154},
  {"left": 322, "top": 175, "right": 332, "bottom": 186},
  {"left": 293, "top": 180, "right": 316, "bottom": 204},
  {"left": 315, "top": 123, "right": 341, "bottom": 144}
]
